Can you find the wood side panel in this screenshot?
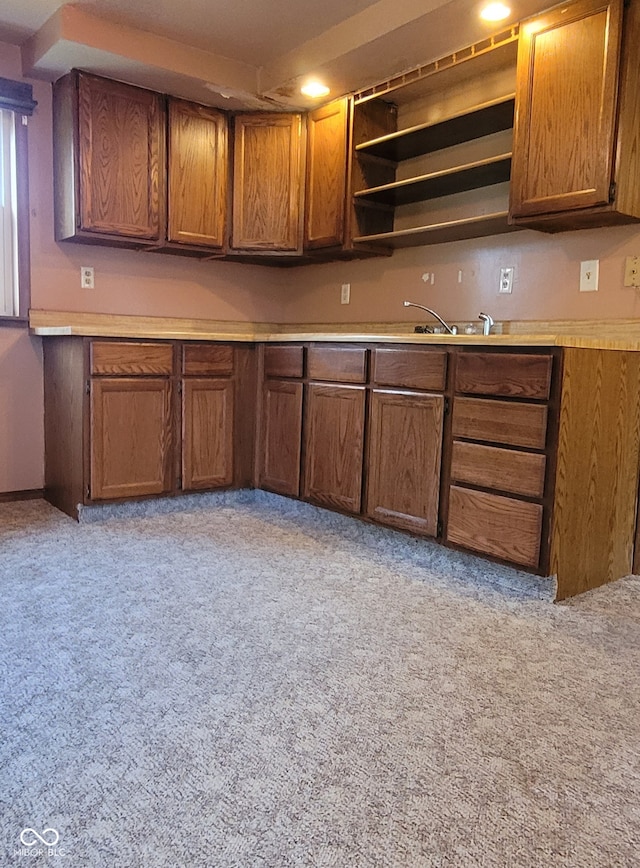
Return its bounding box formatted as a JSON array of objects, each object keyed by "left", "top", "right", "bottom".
[
  {"left": 231, "top": 112, "right": 302, "bottom": 251},
  {"left": 447, "top": 485, "right": 543, "bottom": 568},
  {"left": 90, "top": 341, "right": 173, "bottom": 375},
  {"left": 182, "top": 343, "right": 234, "bottom": 376},
  {"left": 550, "top": 348, "right": 640, "bottom": 599},
  {"left": 455, "top": 352, "right": 553, "bottom": 398},
  {"left": 77, "top": 72, "right": 164, "bottom": 239},
  {"left": 182, "top": 378, "right": 234, "bottom": 490},
  {"left": 303, "top": 383, "right": 365, "bottom": 513},
  {"left": 307, "top": 345, "right": 367, "bottom": 383},
  {"left": 263, "top": 344, "right": 304, "bottom": 378},
  {"left": 451, "top": 441, "right": 547, "bottom": 499},
  {"left": 372, "top": 347, "right": 447, "bottom": 391},
  {"left": 167, "top": 99, "right": 227, "bottom": 248},
  {"left": 452, "top": 397, "right": 548, "bottom": 449},
  {"left": 43, "top": 337, "right": 86, "bottom": 518},
  {"left": 304, "top": 98, "right": 349, "bottom": 249},
  {"left": 260, "top": 380, "right": 303, "bottom": 496},
  {"left": 509, "top": 0, "right": 623, "bottom": 217},
  {"left": 90, "top": 378, "right": 173, "bottom": 499},
  {"left": 614, "top": 0, "right": 640, "bottom": 218},
  {"left": 366, "top": 390, "right": 444, "bottom": 536},
  {"left": 52, "top": 72, "right": 79, "bottom": 242}
]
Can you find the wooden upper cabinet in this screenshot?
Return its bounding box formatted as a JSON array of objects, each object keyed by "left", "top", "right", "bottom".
[
  {"left": 304, "top": 98, "right": 350, "bottom": 250},
  {"left": 167, "top": 99, "right": 228, "bottom": 249},
  {"left": 53, "top": 71, "right": 165, "bottom": 243},
  {"left": 231, "top": 112, "right": 303, "bottom": 251},
  {"left": 509, "top": 0, "right": 640, "bottom": 229}
]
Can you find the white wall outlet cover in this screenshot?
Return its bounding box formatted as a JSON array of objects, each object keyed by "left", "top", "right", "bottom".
[
  {"left": 580, "top": 259, "right": 599, "bottom": 292},
  {"left": 340, "top": 283, "right": 350, "bottom": 304},
  {"left": 499, "top": 266, "right": 514, "bottom": 294},
  {"left": 80, "top": 266, "right": 95, "bottom": 289}
]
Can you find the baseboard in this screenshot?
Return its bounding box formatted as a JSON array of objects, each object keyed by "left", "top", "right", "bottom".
[{"left": 0, "top": 488, "right": 44, "bottom": 502}]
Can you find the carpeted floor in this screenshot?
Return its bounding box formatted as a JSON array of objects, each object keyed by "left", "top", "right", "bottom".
[{"left": 1, "top": 491, "right": 639, "bottom": 867}]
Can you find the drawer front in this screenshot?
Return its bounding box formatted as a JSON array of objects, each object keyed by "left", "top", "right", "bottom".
[
  {"left": 455, "top": 352, "right": 553, "bottom": 399},
  {"left": 264, "top": 344, "right": 304, "bottom": 378},
  {"left": 308, "top": 346, "right": 367, "bottom": 383},
  {"left": 451, "top": 441, "right": 547, "bottom": 499},
  {"left": 447, "top": 485, "right": 543, "bottom": 568},
  {"left": 90, "top": 341, "right": 173, "bottom": 376},
  {"left": 452, "top": 397, "right": 548, "bottom": 449},
  {"left": 182, "top": 343, "right": 233, "bottom": 376},
  {"left": 372, "top": 347, "right": 447, "bottom": 391}
]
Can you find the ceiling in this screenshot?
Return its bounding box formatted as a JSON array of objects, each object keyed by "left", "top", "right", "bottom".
[{"left": 1, "top": 0, "right": 553, "bottom": 110}]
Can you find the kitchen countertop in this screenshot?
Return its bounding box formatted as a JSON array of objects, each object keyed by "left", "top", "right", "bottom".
[{"left": 28, "top": 309, "right": 640, "bottom": 352}]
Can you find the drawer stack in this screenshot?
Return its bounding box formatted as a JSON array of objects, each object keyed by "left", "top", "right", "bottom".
[{"left": 445, "top": 351, "right": 555, "bottom": 569}]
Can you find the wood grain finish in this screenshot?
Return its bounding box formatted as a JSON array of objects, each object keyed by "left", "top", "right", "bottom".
[
  {"left": 372, "top": 347, "right": 447, "bottom": 390},
  {"left": 304, "top": 98, "right": 349, "bottom": 249},
  {"left": 90, "top": 341, "right": 173, "bottom": 376},
  {"left": 232, "top": 112, "right": 302, "bottom": 251},
  {"left": 510, "top": 0, "right": 623, "bottom": 218},
  {"left": 614, "top": 0, "right": 640, "bottom": 219},
  {"left": 90, "top": 378, "right": 173, "bottom": 499},
  {"left": 263, "top": 345, "right": 304, "bottom": 378},
  {"left": 451, "top": 441, "right": 547, "bottom": 499},
  {"left": 303, "top": 383, "right": 365, "bottom": 513},
  {"left": 452, "top": 397, "right": 548, "bottom": 449},
  {"left": 167, "top": 98, "right": 227, "bottom": 249},
  {"left": 550, "top": 348, "right": 640, "bottom": 599},
  {"left": 260, "top": 379, "right": 303, "bottom": 496},
  {"left": 182, "top": 343, "right": 233, "bottom": 376},
  {"left": 455, "top": 352, "right": 553, "bottom": 398},
  {"left": 447, "top": 485, "right": 543, "bottom": 567},
  {"left": 182, "top": 378, "right": 234, "bottom": 490},
  {"left": 366, "top": 390, "right": 444, "bottom": 535},
  {"left": 77, "top": 72, "right": 164, "bottom": 239},
  {"left": 307, "top": 345, "right": 367, "bottom": 383}
]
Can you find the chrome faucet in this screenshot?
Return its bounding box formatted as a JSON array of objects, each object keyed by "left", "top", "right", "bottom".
[
  {"left": 403, "top": 301, "right": 458, "bottom": 335},
  {"left": 478, "top": 312, "right": 494, "bottom": 336}
]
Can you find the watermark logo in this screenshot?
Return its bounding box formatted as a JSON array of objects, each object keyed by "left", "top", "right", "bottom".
[{"left": 20, "top": 828, "right": 59, "bottom": 848}]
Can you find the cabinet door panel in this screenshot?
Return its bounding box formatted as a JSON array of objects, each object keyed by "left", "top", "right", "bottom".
[
  {"left": 90, "top": 378, "right": 173, "bottom": 499},
  {"left": 232, "top": 113, "right": 302, "bottom": 250},
  {"left": 168, "top": 99, "right": 227, "bottom": 248},
  {"left": 260, "top": 380, "right": 303, "bottom": 496},
  {"left": 366, "top": 390, "right": 444, "bottom": 536},
  {"left": 182, "top": 379, "right": 234, "bottom": 490},
  {"left": 78, "top": 73, "right": 163, "bottom": 238},
  {"left": 303, "top": 384, "right": 365, "bottom": 513},
  {"left": 304, "top": 98, "right": 349, "bottom": 249},
  {"left": 510, "top": 0, "right": 623, "bottom": 217}
]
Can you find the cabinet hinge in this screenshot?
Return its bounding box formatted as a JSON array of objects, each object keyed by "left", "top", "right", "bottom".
[
  {"left": 86, "top": 484, "right": 90, "bottom": 498},
  {"left": 444, "top": 396, "right": 450, "bottom": 415},
  {"left": 85, "top": 379, "right": 91, "bottom": 395},
  {"left": 437, "top": 519, "right": 443, "bottom": 537},
  {"left": 76, "top": 214, "right": 81, "bottom": 228},
  {"left": 609, "top": 181, "right": 616, "bottom": 202},
  {"left": 177, "top": 380, "right": 182, "bottom": 394}
]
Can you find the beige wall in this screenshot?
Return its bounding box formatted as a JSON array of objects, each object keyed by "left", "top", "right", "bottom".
[{"left": 3, "top": 37, "right": 640, "bottom": 493}]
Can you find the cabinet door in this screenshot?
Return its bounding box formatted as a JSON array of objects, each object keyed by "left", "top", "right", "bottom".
[
  {"left": 303, "top": 383, "right": 365, "bottom": 513},
  {"left": 90, "top": 378, "right": 173, "bottom": 500},
  {"left": 182, "top": 378, "right": 234, "bottom": 490},
  {"left": 168, "top": 99, "right": 227, "bottom": 248},
  {"left": 304, "top": 98, "right": 349, "bottom": 250},
  {"left": 260, "top": 379, "right": 303, "bottom": 496},
  {"left": 366, "top": 390, "right": 444, "bottom": 536},
  {"left": 78, "top": 73, "right": 164, "bottom": 239},
  {"left": 231, "top": 113, "right": 302, "bottom": 250},
  {"left": 509, "top": 0, "right": 623, "bottom": 218}
]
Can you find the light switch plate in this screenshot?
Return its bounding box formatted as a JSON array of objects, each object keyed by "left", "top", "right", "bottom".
[{"left": 580, "top": 260, "right": 599, "bottom": 292}]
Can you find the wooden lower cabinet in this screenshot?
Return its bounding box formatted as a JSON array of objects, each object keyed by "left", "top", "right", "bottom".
[
  {"left": 303, "top": 383, "right": 365, "bottom": 513},
  {"left": 366, "top": 389, "right": 444, "bottom": 536},
  {"left": 182, "top": 378, "right": 234, "bottom": 490},
  {"left": 259, "top": 379, "right": 303, "bottom": 496},
  {"left": 90, "top": 377, "right": 173, "bottom": 500}
]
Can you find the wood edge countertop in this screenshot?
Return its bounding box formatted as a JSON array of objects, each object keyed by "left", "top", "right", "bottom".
[{"left": 28, "top": 309, "right": 640, "bottom": 352}]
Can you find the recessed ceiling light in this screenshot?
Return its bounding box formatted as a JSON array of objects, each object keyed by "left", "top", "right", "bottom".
[
  {"left": 480, "top": 2, "right": 511, "bottom": 21},
  {"left": 300, "top": 81, "right": 330, "bottom": 99}
]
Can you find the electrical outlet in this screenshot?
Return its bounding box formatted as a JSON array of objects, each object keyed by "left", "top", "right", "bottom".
[
  {"left": 623, "top": 256, "right": 640, "bottom": 287},
  {"left": 580, "top": 259, "right": 599, "bottom": 292},
  {"left": 499, "top": 266, "right": 514, "bottom": 294},
  {"left": 341, "top": 283, "right": 350, "bottom": 304},
  {"left": 80, "top": 266, "right": 94, "bottom": 289}
]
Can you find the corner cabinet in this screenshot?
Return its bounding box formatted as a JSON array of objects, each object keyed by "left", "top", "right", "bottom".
[
  {"left": 509, "top": 0, "right": 640, "bottom": 230},
  {"left": 42, "top": 337, "right": 256, "bottom": 519},
  {"left": 53, "top": 71, "right": 165, "bottom": 245}
]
